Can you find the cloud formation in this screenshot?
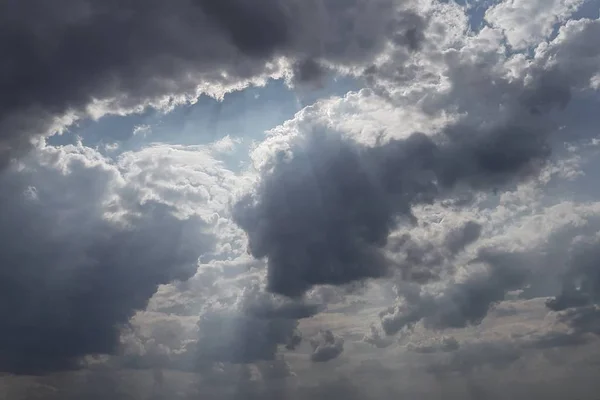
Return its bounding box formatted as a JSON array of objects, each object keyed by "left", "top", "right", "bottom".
[
  {"left": 381, "top": 249, "right": 530, "bottom": 335},
  {"left": 0, "top": 145, "right": 214, "bottom": 374},
  {"left": 4, "top": 1, "right": 600, "bottom": 398},
  {"left": 233, "top": 12, "right": 600, "bottom": 324},
  {"left": 0, "top": 0, "right": 425, "bottom": 166},
  {"left": 234, "top": 114, "right": 553, "bottom": 298}
]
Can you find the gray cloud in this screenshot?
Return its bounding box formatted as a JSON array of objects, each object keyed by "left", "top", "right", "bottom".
[
  {"left": 0, "top": 150, "right": 214, "bottom": 374},
  {"left": 363, "top": 324, "right": 394, "bottom": 349},
  {"left": 191, "top": 287, "right": 318, "bottom": 366},
  {"left": 291, "top": 58, "right": 328, "bottom": 87},
  {"left": 194, "top": 310, "right": 300, "bottom": 365},
  {"left": 234, "top": 113, "right": 551, "bottom": 298},
  {"left": 310, "top": 330, "right": 345, "bottom": 362},
  {"left": 389, "top": 221, "right": 482, "bottom": 284},
  {"left": 233, "top": 16, "right": 600, "bottom": 303},
  {"left": 547, "top": 234, "right": 600, "bottom": 312},
  {"left": 0, "top": 0, "right": 425, "bottom": 165},
  {"left": 444, "top": 221, "right": 482, "bottom": 255},
  {"left": 195, "top": 0, "right": 291, "bottom": 58},
  {"left": 559, "top": 307, "right": 600, "bottom": 338},
  {"left": 380, "top": 249, "right": 530, "bottom": 335}
]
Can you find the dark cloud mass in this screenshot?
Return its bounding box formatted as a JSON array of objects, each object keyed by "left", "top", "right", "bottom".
[
  {"left": 0, "top": 154, "right": 214, "bottom": 374},
  {"left": 234, "top": 115, "right": 553, "bottom": 298},
  {"left": 195, "top": 0, "right": 291, "bottom": 57},
  {"left": 0, "top": 0, "right": 424, "bottom": 166}
]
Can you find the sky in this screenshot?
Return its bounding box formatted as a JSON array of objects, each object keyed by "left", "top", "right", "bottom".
[{"left": 2, "top": 0, "right": 600, "bottom": 398}]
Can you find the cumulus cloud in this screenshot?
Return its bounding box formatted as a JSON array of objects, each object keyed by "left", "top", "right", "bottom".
[
  {"left": 233, "top": 114, "right": 552, "bottom": 298},
  {"left": 485, "top": 0, "right": 585, "bottom": 49}
]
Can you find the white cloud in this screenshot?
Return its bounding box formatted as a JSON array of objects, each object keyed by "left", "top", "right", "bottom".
[{"left": 485, "top": 0, "right": 585, "bottom": 49}]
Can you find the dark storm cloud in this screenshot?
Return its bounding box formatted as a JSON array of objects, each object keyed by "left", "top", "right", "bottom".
[
  {"left": 234, "top": 106, "right": 553, "bottom": 298},
  {"left": 0, "top": 0, "right": 425, "bottom": 166},
  {"left": 233, "top": 132, "right": 424, "bottom": 298},
  {"left": 310, "top": 330, "right": 345, "bottom": 362},
  {"left": 0, "top": 155, "right": 214, "bottom": 374}
]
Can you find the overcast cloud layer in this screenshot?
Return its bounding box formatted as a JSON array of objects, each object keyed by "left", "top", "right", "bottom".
[{"left": 3, "top": 0, "right": 600, "bottom": 399}]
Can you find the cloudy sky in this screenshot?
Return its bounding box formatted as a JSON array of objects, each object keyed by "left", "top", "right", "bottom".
[{"left": 2, "top": 0, "right": 600, "bottom": 398}]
